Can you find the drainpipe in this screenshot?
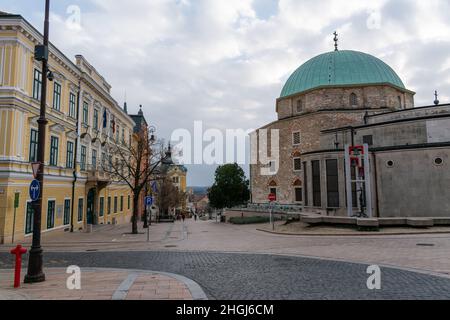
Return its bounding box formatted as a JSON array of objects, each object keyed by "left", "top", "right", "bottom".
[
  {"left": 372, "top": 151, "right": 380, "bottom": 218},
  {"left": 70, "top": 81, "right": 82, "bottom": 232}
]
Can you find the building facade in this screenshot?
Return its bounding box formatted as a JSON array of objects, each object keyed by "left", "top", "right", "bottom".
[
  {"left": 0, "top": 13, "right": 138, "bottom": 244},
  {"left": 250, "top": 48, "right": 450, "bottom": 218}
]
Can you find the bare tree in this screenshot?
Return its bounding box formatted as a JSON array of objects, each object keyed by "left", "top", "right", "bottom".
[
  {"left": 101, "top": 128, "right": 165, "bottom": 234},
  {"left": 155, "top": 177, "right": 185, "bottom": 219}
]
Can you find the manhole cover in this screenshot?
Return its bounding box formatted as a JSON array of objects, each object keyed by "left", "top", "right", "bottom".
[
  {"left": 416, "top": 243, "right": 435, "bottom": 247},
  {"left": 165, "top": 245, "right": 177, "bottom": 248}
]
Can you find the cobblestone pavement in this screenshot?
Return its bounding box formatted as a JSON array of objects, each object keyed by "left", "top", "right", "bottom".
[
  {"left": 1, "top": 220, "right": 449, "bottom": 276},
  {"left": 2, "top": 219, "right": 450, "bottom": 299},
  {"left": 0, "top": 268, "right": 198, "bottom": 300},
  {"left": 1, "top": 251, "right": 450, "bottom": 300}
]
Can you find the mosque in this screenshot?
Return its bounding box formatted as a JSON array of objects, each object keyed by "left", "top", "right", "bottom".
[{"left": 250, "top": 35, "right": 450, "bottom": 219}]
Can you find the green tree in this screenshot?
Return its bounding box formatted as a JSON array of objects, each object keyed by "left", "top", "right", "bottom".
[{"left": 208, "top": 163, "right": 250, "bottom": 209}]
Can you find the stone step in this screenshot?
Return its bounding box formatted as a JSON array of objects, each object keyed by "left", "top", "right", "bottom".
[
  {"left": 357, "top": 218, "right": 379, "bottom": 227},
  {"left": 406, "top": 218, "right": 434, "bottom": 228}
]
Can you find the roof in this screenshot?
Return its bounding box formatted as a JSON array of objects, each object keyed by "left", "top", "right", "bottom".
[{"left": 280, "top": 50, "right": 407, "bottom": 98}]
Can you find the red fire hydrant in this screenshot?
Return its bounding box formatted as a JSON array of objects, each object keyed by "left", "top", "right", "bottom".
[{"left": 10, "top": 245, "right": 27, "bottom": 288}]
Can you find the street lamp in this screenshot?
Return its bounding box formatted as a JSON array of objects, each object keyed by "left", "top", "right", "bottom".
[
  {"left": 143, "top": 126, "right": 157, "bottom": 228},
  {"left": 149, "top": 126, "right": 156, "bottom": 143},
  {"left": 24, "top": 0, "right": 50, "bottom": 284}
]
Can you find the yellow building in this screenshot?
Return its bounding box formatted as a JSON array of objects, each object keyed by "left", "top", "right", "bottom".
[
  {"left": 168, "top": 165, "right": 188, "bottom": 212},
  {"left": 160, "top": 144, "right": 188, "bottom": 214},
  {"left": 0, "top": 13, "right": 136, "bottom": 244}
]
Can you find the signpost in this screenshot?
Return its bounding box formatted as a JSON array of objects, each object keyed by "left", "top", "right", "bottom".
[
  {"left": 268, "top": 193, "right": 276, "bottom": 231},
  {"left": 12, "top": 192, "right": 20, "bottom": 243},
  {"left": 29, "top": 180, "right": 41, "bottom": 202},
  {"left": 145, "top": 196, "right": 153, "bottom": 241},
  {"left": 31, "top": 162, "right": 41, "bottom": 179}
]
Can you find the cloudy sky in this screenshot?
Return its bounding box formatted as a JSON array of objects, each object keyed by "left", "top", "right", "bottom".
[{"left": 2, "top": 0, "right": 450, "bottom": 186}]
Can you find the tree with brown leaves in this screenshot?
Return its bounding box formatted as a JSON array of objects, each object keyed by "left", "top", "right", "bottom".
[{"left": 100, "top": 127, "right": 166, "bottom": 234}]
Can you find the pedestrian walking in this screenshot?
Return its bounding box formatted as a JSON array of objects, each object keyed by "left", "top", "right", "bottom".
[
  {"left": 182, "top": 213, "right": 185, "bottom": 222},
  {"left": 194, "top": 214, "right": 197, "bottom": 221}
]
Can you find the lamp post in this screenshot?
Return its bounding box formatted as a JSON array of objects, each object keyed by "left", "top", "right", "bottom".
[
  {"left": 143, "top": 126, "right": 156, "bottom": 229},
  {"left": 25, "top": 0, "right": 51, "bottom": 284}
]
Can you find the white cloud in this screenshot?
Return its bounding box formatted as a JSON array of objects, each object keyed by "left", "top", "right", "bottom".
[{"left": 11, "top": 0, "right": 450, "bottom": 185}]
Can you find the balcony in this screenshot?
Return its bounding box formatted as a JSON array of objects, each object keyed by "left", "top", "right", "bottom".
[{"left": 86, "top": 164, "right": 110, "bottom": 188}]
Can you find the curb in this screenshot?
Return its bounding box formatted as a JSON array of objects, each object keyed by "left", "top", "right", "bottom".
[{"left": 256, "top": 228, "right": 450, "bottom": 237}]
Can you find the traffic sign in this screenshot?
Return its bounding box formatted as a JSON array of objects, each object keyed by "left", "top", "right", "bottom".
[
  {"left": 29, "top": 180, "right": 41, "bottom": 202},
  {"left": 268, "top": 193, "right": 276, "bottom": 202},
  {"left": 145, "top": 196, "right": 153, "bottom": 206},
  {"left": 31, "top": 162, "right": 41, "bottom": 179},
  {"left": 14, "top": 193, "right": 20, "bottom": 209}
]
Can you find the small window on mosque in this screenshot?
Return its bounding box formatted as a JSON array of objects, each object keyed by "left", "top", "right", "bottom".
[
  {"left": 296, "top": 99, "right": 303, "bottom": 113},
  {"left": 292, "top": 132, "right": 301, "bottom": 146},
  {"left": 350, "top": 93, "right": 358, "bottom": 106}
]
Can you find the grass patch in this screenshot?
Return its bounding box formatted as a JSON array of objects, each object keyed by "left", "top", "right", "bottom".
[{"left": 229, "top": 216, "right": 281, "bottom": 225}]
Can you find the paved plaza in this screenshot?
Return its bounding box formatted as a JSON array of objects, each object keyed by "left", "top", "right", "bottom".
[{"left": 1, "top": 219, "right": 450, "bottom": 299}]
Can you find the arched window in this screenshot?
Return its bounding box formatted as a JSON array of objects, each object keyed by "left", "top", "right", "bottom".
[
  {"left": 268, "top": 180, "right": 278, "bottom": 187},
  {"left": 398, "top": 96, "right": 402, "bottom": 109},
  {"left": 268, "top": 180, "right": 278, "bottom": 201},
  {"left": 293, "top": 179, "right": 302, "bottom": 202},
  {"left": 296, "top": 99, "right": 303, "bottom": 113},
  {"left": 350, "top": 93, "right": 358, "bottom": 106}
]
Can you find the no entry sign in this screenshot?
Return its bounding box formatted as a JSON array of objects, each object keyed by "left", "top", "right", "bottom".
[{"left": 268, "top": 193, "right": 276, "bottom": 202}]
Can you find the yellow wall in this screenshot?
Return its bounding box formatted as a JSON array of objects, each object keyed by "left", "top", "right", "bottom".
[{"left": 0, "top": 16, "right": 137, "bottom": 244}]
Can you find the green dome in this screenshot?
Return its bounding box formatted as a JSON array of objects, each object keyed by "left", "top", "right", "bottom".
[{"left": 280, "top": 50, "right": 405, "bottom": 98}]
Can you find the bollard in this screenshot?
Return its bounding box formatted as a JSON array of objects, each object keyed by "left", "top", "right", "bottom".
[{"left": 10, "top": 245, "right": 27, "bottom": 288}]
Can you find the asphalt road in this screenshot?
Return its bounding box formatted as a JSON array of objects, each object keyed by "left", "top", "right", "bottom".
[{"left": 1, "top": 251, "right": 450, "bottom": 300}]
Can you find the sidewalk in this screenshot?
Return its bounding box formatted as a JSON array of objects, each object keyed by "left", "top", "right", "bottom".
[{"left": 0, "top": 268, "right": 207, "bottom": 300}]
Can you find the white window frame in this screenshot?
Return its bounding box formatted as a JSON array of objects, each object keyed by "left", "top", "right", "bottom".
[
  {"left": 292, "top": 131, "right": 301, "bottom": 146},
  {"left": 63, "top": 197, "right": 71, "bottom": 226},
  {"left": 77, "top": 197, "right": 84, "bottom": 223},
  {"left": 293, "top": 157, "right": 302, "bottom": 172}
]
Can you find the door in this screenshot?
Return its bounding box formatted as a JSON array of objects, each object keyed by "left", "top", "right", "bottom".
[{"left": 87, "top": 189, "right": 96, "bottom": 225}]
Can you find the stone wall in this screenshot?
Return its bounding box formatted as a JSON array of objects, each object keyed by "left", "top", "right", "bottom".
[
  {"left": 276, "top": 85, "right": 414, "bottom": 120},
  {"left": 251, "top": 110, "right": 366, "bottom": 205}
]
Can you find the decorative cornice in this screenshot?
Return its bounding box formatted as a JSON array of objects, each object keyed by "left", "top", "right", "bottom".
[
  {"left": 49, "top": 123, "right": 65, "bottom": 134},
  {"left": 83, "top": 91, "right": 93, "bottom": 102}
]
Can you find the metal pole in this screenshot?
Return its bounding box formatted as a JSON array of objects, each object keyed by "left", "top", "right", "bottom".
[
  {"left": 269, "top": 203, "right": 274, "bottom": 231},
  {"left": 25, "top": 0, "right": 50, "bottom": 284},
  {"left": 12, "top": 207, "right": 16, "bottom": 244},
  {"left": 146, "top": 206, "right": 150, "bottom": 242}
]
